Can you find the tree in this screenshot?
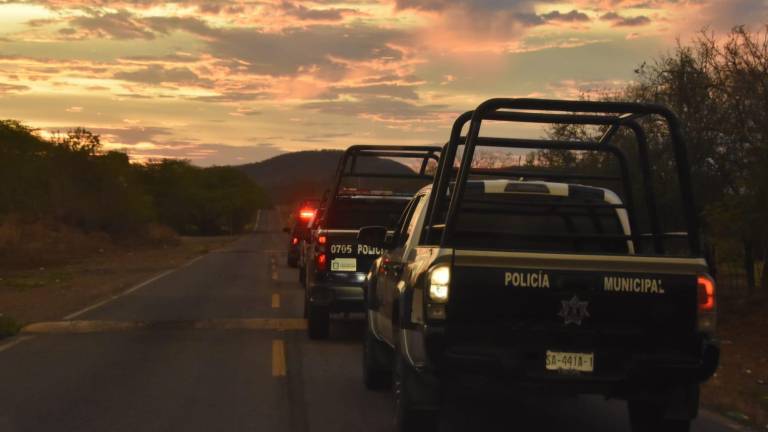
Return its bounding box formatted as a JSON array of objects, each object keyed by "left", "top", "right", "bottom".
[{"left": 546, "top": 26, "right": 768, "bottom": 294}]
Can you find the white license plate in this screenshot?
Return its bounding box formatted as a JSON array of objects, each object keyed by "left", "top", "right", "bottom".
[
  {"left": 545, "top": 351, "right": 594, "bottom": 372},
  {"left": 330, "top": 258, "right": 357, "bottom": 272}
]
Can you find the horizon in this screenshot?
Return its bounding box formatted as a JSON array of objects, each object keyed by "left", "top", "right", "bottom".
[{"left": 1, "top": 0, "right": 765, "bottom": 166}]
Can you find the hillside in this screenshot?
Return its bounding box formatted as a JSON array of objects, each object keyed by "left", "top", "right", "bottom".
[{"left": 237, "top": 150, "right": 418, "bottom": 204}]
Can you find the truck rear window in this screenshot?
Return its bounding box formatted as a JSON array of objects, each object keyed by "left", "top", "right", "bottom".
[
  {"left": 325, "top": 198, "right": 410, "bottom": 229},
  {"left": 448, "top": 194, "right": 630, "bottom": 253}
]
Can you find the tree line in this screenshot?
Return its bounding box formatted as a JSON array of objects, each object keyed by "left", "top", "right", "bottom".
[
  {"left": 544, "top": 26, "right": 768, "bottom": 294},
  {"left": 0, "top": 120, "right": 267, "bottom": 237}
]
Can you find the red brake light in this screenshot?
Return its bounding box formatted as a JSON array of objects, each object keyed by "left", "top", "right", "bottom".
[
  {"left": 291, "top": 237, "right": 299, "bottom": 245},
  {"left": 318, "top": 235, "right": 327, "bottom": 245},
  {"left": 299, "top": 208, "right": 316, "bottom": 221},
  {"left": 316, "top": 253, "right": 327, "bottom": 271},
  {"left": 697, "top": 276, "right": 715, "bottom": 311}
]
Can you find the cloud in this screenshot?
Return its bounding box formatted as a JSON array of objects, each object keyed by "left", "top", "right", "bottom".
[
  {"left": 113, "top": 64, "right": 211, "bottom": 87},
  {"left": 91, "top": 126, "right": 174, "bottom": 145},
  {"left": 69, "top": 10, "right": 157, "bottom": 39},
  {"left": 278, "top": 2, "right": 359, "bottom": 21},
  {"left": 692, "top": 0, "right": 768, "bottom": 31},
  {"left": 395, "top": 0, "right": 590, "bottom": 35},
  {"left": 322, "top": 83, "right": 421, "bottom": 100},
  {"left": 0, "top": 83, "right": 30, "bottom": 94},
  {"left": 600, "top": 11, "right": 652, "bottom": 27},
  {"left": 122, "top": 142, "right": 285, "bottom": 166},
  {"left": 203, "top": 25, "right": 410, "bottom": 76},
  {"left": 302, "top": 95, "right": 452, "bottom": 128},
  {"left": 540, "top": 10, "right": 591, "bottom": 23}
]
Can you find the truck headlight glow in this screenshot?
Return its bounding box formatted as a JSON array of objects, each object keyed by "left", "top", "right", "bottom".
[{"left": 429, "top": 266, "right": 450, "bottom": 303}]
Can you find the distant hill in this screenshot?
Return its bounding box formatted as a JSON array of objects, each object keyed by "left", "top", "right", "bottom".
[{"left": 237, "top": 150, "right": 419, "bottom": 204}]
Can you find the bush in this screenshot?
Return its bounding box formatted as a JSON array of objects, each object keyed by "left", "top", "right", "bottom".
[
  {"left": 0, "top": 121, "right": 268, "bottom": 249},
  {"left": 0, "top": 314, "right": 21, "bottom": 339}
]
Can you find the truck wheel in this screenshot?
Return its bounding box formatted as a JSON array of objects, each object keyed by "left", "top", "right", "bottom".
[
  {"left": 393, "top": 346, "right": 439, "bottom": 432},
  {"left": 307, "top": 303, "right": 330, "bottom": 340},
  {"left": 628, "top": 400, "right": 691, "bottom": 432},
  {"left": 363, "top": 325, "right": 392, "bottom": 390}
]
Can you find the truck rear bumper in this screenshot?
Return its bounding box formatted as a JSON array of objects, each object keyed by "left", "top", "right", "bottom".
[
  {"left": 423, "top": 333, "right": 719, "bottom": 396},
  {"left": 309, "top": 283, "right": 365, "bottom": 313}
]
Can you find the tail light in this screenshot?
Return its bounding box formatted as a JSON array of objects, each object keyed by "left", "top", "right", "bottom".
[
  {"left": 316, "top": 253, "right": 327, "bottom": 271},
  {"left": 291, "top": 237, "right": 299, "bottom": 245},
  {"left": 317, "top": 235, "right": 327, "bottom": 245},
  {"left": 697, "top": 275, "right": 716, "bottom": 333}
]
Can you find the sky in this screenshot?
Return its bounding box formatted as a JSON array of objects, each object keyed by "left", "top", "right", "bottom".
[{"left": 0, "top": 0, "right": 766, "bottom": 166}]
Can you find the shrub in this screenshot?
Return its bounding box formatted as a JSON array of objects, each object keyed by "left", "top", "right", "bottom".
[{"left": 0, "top": 314, "right": 21, "bottom": 339}]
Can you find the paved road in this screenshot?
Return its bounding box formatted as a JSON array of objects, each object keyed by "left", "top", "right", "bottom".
[{"left": 0, "top": 210, "right": 742, "bottom": 432}]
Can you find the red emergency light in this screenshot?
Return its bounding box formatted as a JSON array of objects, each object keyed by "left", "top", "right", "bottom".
[{"left": 299, "top": 208, "right": 316, "bottom": 221}]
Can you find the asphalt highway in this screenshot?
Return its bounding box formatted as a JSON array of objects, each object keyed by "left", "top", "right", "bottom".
[{"left": 0, "top": 210, "right": 746, "bottom": 432}]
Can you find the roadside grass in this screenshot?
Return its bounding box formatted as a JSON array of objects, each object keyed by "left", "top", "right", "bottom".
[
  {"left": 0, "top": 314, "right": 21, "bottom": 339},
  {"left": 0, "top": 234, "right": 238, "bottom": 325},
  {"left": 1, "top": 270, "right": 73, "bottom": 291},
  {"left": 702, "top": 298, "right": 768, "bottom": 430}
]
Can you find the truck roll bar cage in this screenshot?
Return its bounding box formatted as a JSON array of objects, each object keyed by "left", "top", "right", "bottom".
[
  {"left": 423, "top": 98, "right": 700, "bottom": 256},
  {"left": 329, "top": 145, "right": 441, "bottom": 199},
  {"left": 320, "top": 145, "right": 442, "bottom": 227}
]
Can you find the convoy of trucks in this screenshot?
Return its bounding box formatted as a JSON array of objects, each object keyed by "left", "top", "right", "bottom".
[{"left": 284, "top": 98, "right": 719, "bottom": 432}]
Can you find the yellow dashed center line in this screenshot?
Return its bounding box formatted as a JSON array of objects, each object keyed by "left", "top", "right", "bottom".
[
  {"left": 271, "top": 293, "right": 280, "bottom": 309},
  {"left": 272, "top": 339, "right": 287, "bottom": 377},
  {"left": 270, "top": 256, "right": 278, "bottom": 281}
]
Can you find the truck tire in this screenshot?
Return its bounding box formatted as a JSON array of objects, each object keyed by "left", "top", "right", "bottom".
[
  {"left": 628, "top": 400, "right": 691, "bottom": 432},
  {"left": 393, "top": 345, "right": 439, "bottom": 432},
  {"left": 307, "top": 303, "right": 330, "bottom": 340},
  {"left": 363, "top": 324, "right": 392, "bottom": 390}
]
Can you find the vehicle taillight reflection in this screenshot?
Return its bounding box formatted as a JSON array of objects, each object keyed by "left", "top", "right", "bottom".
[{"left": 316, "top": 253, "right": 327, "bottom": 271}]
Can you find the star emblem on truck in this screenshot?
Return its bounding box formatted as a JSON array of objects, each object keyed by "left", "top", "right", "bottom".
[{"left": 558, "top": 296, "right": 590, "bottom": 326}]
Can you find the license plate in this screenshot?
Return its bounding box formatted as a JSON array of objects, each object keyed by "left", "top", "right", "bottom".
[
  {"left": 330, "top": 258, "right": 357, "bottom": 272},
  {"left": 545, "top": 351, "right": 594, "bottom": 372}
]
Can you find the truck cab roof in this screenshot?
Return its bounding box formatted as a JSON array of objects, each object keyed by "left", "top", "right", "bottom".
[{"left": 420, "top": 179, "right": 624, "bottom": 205}]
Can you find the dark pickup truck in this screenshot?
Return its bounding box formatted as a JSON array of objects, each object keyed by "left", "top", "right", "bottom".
[
  {"left": 301, "top": 145, "right": 441, "bottom": 339},
  {"left": 286, "top": 199, "right": 319, "bottom": 268},
  {"left": 359, "top": 99, "right": 719, "bottom": 432}
]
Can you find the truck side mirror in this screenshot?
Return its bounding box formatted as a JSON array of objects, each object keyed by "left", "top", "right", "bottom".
[{"left": 358, "top": 226, "right": 388, "bottom": 249}]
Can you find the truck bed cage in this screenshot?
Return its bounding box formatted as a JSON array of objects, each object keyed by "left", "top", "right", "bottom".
[
  {"left": 423, "top": 98, "right": 701, "bottom": 257},
  {"left": 321, "top": 145, "right": 441, "bottom": 227},
  {"left": 330, "top": 145, "right": 441, "bottom": 197}
]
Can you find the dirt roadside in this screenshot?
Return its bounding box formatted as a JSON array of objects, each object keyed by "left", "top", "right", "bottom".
[
  {"left": 702, "top": 300, "right": 768, "bottom": 430},
  {"left": 0, "top": 236, "right": 237, "bottom": 326}
]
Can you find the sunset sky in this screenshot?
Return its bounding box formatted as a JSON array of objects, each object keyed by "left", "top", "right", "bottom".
[{"left": 0, "top": 0, "right": 765, "bottom": 165}]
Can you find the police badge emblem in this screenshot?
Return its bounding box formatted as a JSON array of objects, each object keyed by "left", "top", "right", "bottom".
[{"left": 558, "top": 295, "right": 590, "bottom": 325}]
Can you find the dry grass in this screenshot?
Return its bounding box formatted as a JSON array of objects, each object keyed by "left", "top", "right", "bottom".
[
  {"left": 0, "top": 220, "right": 237, "bottom": 325},
  {"left": 702, "top": 299, "right": 768, "bottom": 429},
  {"left": 0, "top": 218, "right": 114, "bottom": 269},
  {"left": 0, "top": 218, "right": 184, "bottom": 270}
]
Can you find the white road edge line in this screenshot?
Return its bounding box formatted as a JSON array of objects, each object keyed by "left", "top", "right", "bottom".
[
  {"left": 62, "top": 256, "right": 199, "bottom": 321},
  {"left": 0, "top": 335, "right": 34, "bottom": 354}
]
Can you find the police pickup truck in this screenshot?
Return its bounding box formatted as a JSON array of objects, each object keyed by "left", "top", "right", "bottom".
[
  {"left": 302, "top": 145, "right": 440, "bottom": 339},
  {"left": 358, "top": 99, "right": 719, "bottom": 432}
]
